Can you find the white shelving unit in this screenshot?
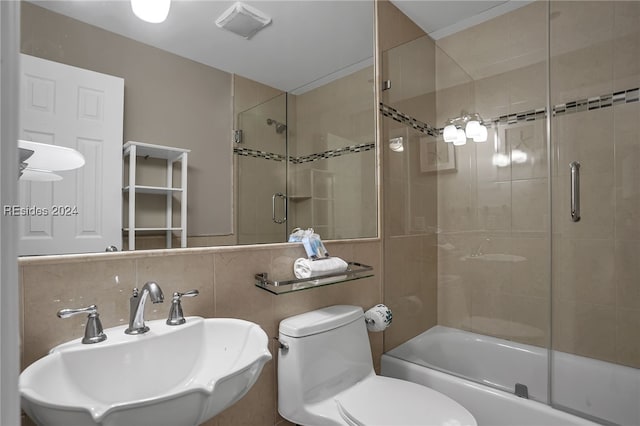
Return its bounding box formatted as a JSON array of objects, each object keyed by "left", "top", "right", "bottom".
[{"left": 123, "top": 141, "right": 190, "bottom": 250}]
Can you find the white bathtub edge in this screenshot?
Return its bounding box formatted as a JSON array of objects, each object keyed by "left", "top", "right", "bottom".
[{"left": 381, "top": 354, "right": 600, "bottom": 426}]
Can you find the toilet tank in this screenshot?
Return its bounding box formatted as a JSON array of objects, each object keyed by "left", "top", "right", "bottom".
[{"left": 277, "top": 305, "right": 374, "bottom": 421}]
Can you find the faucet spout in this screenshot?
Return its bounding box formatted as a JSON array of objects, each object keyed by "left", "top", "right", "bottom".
[{"left": 125, "top": 281, "right": 164, "bottom": 335}]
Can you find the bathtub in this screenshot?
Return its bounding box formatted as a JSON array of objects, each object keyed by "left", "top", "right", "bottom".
[{"left": 381, "top": 326, "right": 640, "bottom": 426}]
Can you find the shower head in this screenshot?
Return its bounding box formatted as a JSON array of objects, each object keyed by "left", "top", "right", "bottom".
[{"left": 266, "top": 118, "right": 287, "bottom": 134}]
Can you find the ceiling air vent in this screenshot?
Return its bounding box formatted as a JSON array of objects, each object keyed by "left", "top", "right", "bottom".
[{"left": 215, "top": 2, "right": 272, "bottom": 39}]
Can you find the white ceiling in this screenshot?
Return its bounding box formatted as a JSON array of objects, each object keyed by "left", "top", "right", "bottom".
[
  {"left": 389, "top": 0, "right": 532, "bottom": 40},
  {"left": 28, "top": 1, "right": 530, "bottom": 94}
]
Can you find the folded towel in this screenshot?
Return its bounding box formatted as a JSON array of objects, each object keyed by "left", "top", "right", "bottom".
[
  {"left": 293, "top": 257, "right": 349, "bottom": 279},
  {"left": 292, "top": 275, "right": 347, "bottom": 291}
]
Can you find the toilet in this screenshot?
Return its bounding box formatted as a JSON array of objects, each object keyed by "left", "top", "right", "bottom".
[{"left": 277, "top": 305, "right": 477, "bottom": 426}]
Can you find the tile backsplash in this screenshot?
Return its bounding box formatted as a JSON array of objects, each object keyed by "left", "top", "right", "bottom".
[{"left": 19, "top": 239, "right": 382, "bottom": 426}]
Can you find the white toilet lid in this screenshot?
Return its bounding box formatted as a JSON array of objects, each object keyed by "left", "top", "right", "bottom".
[{"left": 334, "top": 376, "right": 477, "bottom": 426}]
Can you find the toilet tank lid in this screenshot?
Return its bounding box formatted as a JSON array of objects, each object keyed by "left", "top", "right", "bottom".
[{"left": 279, "top": 305, "right": 364, "bottom": 337}]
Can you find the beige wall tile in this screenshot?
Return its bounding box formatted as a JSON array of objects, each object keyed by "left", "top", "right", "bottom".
[
  {"left": 213, "top": 249, "right": 274, "bottom": 327},
  {"left": 135, "top": 253, "right": 215, "bottom": 320},
  {"left": 437, "top": 281, "right": 472, "bottom": 331},
  {"left": 555, "top": 109, "right": 614, "bottom": 177},
  {"left": 436, "top": 1, "right": 545, "bottom": 82},
  {"left": 615, "top": 240, "right": 640, "bottom": 310},
  {"left": 377, "top": 0, "right": 426, "bottom": 52},
  {"left": 509, "top": 237, "right": 550, "bottom": 299},
  {"left": 616, "top": 308, "right": 640, "bottom": 368},
  {"left": 511, "top": 178, "right": 548, "bottom": 232},
  {"left": 554, "top": 238, "right": 616, "bottom": 306},
  {"left": 614, "top": 103, "right": 640, "bottom": 241},
  {"left": 21, "top": 257, "right": 136, "bottom": 368},
  {"left": 553, "top": 300, "right": 617, "bottom": 363},
  {"left": 506, "top": 295, "right": 549, "bottom": 347},
  {"left": 476, "top": 181, "right": 512, "bottom": 231},
  {"left": 383, "top": 35, "right": 436, "bottom": 125},
  {"left": 507, "top": 120, "right": 547, "bottom": 181},
  {"left": 549, "top": 1, "right": 614, "bottom": 105},
  {"left": 211, "top": 364, "right": 276, "bottom": 426}
]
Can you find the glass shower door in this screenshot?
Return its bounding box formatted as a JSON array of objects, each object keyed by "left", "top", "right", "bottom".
[
  {"left": 549, "top": 2, "right": 640, "bottom": 424},
  {"left": 236, "top": 94, "right": 288, "bottom": 244}
]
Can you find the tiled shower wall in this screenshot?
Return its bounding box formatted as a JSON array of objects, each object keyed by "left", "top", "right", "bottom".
[
  {"left": 378, "top": 0, "right": 439, "bottom": 352},
  {"left": 289, "top": 66, "right": 377, "bottom": 240},
  {"left": 550, "top": 1, "right": 640, "bottom": 368},
  {"left": 435, "top": 1, "right": 550, "bottom": 348},
  {"left": 435, "top": 0, "right": 640, "bottom": 368},
  {"left": 19, "top": 240, "right": 382, "bottom": 426}
]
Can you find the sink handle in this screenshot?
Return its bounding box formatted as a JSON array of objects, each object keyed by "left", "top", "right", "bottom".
[
  {"left": 57, "top": 304, "right": 107, "bottom": 344},
  {"left": 166, "top": 289, "right": 199, "bottom": 326}
]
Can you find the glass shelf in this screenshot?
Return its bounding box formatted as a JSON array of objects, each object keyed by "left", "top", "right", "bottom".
[{"left": 255, "top": 262, "right": 374, "bottom": 295}]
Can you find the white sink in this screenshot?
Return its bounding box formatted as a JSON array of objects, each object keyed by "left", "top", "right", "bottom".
[{"left": 20, "top": 317, "right": 272, "bottom": 426}]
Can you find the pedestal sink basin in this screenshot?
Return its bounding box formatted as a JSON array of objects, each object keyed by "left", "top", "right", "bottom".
[{"left": 20, "top": 317, "right": 272, "bottom": 426}]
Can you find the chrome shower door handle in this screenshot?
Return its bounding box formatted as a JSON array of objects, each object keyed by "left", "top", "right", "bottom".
[
  {"left": 272, "top": 192, "right": 287, "bottom": 224},
  {"left": 570, "top": 161, "right": 581, "bottom": 222}
]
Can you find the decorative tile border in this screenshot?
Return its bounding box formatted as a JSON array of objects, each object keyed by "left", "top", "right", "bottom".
[
  {"left": 379, "top": 103, "right": 439, "bottom": 137},
  {"left": 233, "top": 147, "right": 287, "bottom": 162},
  {"left": 380, "top": 87, "right": 640, "bottom": 136},
  {"left": 553, "top": 87, "right": 639, "bottom": 117},
  {"left": 233, "top": 142, "right": 375, "bottom": 164},
  {"left": 237, "top": 87, "right": 640, "bottom": 163},
  {"left": 292, "top": 143, "right": 375, "bottom": 164}
]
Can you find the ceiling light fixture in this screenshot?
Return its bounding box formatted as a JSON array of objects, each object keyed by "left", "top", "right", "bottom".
[
  {"left": 131, "top": 0, "right": 171, "bottom": 24},
  {"left": 442, "top": 113, "right": 488, "bottom": 145}
]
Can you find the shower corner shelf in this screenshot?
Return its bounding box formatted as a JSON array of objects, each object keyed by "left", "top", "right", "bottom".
[{"left": 255, "top": 262, "right": 374, "bottom": 295}]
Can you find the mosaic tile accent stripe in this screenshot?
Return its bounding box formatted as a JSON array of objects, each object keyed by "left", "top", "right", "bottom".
[
  {"left": 380, "top": 87, "right": 640, "bottom": 135},
  {"left": 379, "top": 103, "right": 439, "bottom": 137},
  {"left": 234, "top": 147, "right": 286, "bottom": 162},
  {"left": 233, "top": 143, "right": 375, "bottom": 164},
  {"left": 553, "top": 87, "right": 639, "bottom": 116},
  {"left": 292, "top": 143, "right": 375, "bottom": 164},
  {"left": 494, "top": 108, "right": 547, "bottom": 125}
]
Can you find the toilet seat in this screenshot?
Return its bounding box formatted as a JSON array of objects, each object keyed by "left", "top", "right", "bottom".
[{"left": 334, "top": 375, "right": 477, "bottom": 426}]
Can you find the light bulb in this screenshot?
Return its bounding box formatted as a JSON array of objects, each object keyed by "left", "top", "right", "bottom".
[
  {"left": 131, "top": 0, "right": 171, "bottom": 23},
  {"left": 443, "top": 125, "right": 457, "bottom": 143},
  {"left": 465, "top": 120, "right": 481, "bottom": 138},
  {"left": 473, "top": 125, "right": 488, "bottom": 142},
  {"left": 512, "top": 149, "right": 528, "bottom": 163},
  {"left": 453, "top": 129, "right": 467, "bottom": 146},
  {"left": 492, "top": 153, "right": 510, "bottom": 167}
]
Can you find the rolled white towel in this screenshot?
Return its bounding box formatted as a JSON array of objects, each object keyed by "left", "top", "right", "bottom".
[{"left": 293, "top": 257, "right": 349, "bottom": 279}]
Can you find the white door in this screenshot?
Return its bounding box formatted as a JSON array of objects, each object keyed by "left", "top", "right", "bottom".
[{"left": 18, "top": 54, "right": 124, "bottom": 255}]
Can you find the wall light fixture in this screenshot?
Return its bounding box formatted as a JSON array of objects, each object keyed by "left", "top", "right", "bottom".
[{"left": 443, "top": 113, "right": 488, "bottom": 145}]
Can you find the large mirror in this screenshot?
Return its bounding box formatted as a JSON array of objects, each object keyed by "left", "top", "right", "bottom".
[{"left": 18, "top": 0, "right": 377, "bottom": 255}]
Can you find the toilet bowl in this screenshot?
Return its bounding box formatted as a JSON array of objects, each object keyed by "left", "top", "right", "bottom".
[{"left": 277, "top": 305, "right": 477, "bottom": 426}]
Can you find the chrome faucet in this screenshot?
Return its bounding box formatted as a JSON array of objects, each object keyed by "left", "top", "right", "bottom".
[{"left": 125, "top": 281, "right": 164, "bottom": 335}]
